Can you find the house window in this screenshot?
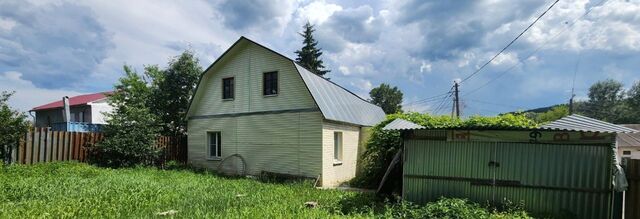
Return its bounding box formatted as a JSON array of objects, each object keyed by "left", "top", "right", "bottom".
[
  {"left": 334, "top": 132, "right": 343, "bottom": 164},
  {"left": 263, "top": 71, "right": 278, "bottom": 96},
  {"left": 208, "top": 132, "right": 222, "bottom": 159},
  {"left": 222, "top": 77, "right": 234, "bottom": 100},
  {"left": 623, "top": 150, "right": 632, "bottom": 155},
  {"left": 78, "top": 111, "right": 84, "bottom": 123}
]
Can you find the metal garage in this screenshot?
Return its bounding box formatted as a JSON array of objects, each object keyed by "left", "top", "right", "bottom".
[{"left": 384, "top": 115, "right": 635, "bottom": 219}]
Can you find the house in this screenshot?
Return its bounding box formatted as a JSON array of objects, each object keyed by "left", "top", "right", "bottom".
[
  {"left": 31, "top": 91, "right": 113, "bottom": 132},
  {"left": 186, "top": 37, "right": 385, "bottom": 187},
  {"left": 383, "top": 114, "right": 636, "bottom": 219},
  {"left": 618, "top": 124, "right": 640, "bottom": 159}
]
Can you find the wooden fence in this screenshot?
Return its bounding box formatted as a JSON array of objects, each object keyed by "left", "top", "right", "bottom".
[
  {"left": 9, "top": 128, "right": 187, "bottom": 165},
  {"left": 625, "top": 159, "right": 640, "bottom": 219}
]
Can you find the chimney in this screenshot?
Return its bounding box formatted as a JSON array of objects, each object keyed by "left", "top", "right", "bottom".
[{"left": 62, "top": 96, "right": 71, "bottom": 122}]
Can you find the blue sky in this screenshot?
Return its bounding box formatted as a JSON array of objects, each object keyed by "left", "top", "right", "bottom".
[{"left": 1, "top": 0, "right": 639, "bottom": 116}]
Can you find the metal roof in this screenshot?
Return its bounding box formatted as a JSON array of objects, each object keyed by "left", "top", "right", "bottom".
[
  {"left": 617, "top": 124, "right": 640, "bottom": 147},
  {"left": 382, "top": 118, "right": 425, "bottom": 130},
  {"left": 295, "top": 63, "right": 386, "bottom": 126},
  {"left": 383, "top": 114, "right": 638, "bottom": 133},
  {"left": 540, "top": 114, "right": 637, "bottom": 133},
  {"left": 32, "top": 91, "right": 112, "bottom": 111},
  {"left": 188, "top": 36, "right": 385, "bottom": 126}
]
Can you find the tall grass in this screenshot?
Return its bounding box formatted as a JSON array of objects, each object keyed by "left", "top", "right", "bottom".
[{"left": 0, "top": 162, "right": 530, "bottom": 218}]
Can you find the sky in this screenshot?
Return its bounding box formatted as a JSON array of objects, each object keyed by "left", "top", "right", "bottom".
[{"left": 1, "top": 0, "right": 640, "bottom": 116}]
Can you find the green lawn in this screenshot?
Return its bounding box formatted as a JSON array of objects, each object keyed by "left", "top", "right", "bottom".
[{"left": 0, "top": 162, "right": 530, "bottom": 218}]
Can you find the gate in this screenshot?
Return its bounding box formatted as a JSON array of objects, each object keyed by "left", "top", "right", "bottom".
[{"left": 403, "top": 140, "right": 614, "bottom": 219}]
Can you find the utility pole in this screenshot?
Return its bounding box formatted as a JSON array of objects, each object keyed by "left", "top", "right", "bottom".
[
  {"left": 569, "top": 93, "right": 575, "bottom": 115},
  {"left": 453, "top": 81, "right": 460, "bottom": 119}
]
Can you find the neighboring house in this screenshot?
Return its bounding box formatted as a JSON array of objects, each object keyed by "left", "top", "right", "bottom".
[
  {"left": 618, "top": 124, "right": 640, "bottom": 159},
  {"left": 31, "top": 91, "right": 113, "bottom": 132},
  {"left": 186, "top": 37, "right": 385, "bottom": 187}
]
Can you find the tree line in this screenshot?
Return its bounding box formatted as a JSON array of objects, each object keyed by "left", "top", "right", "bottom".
[{"left": 527, "top": 79, "right": 640, "bottom": 124}]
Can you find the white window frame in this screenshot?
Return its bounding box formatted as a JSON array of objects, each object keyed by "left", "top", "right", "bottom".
[
  {"left": 333, "top": 132, "right": 343, "bottom": 164},
  {"left": 207, "top": 132, "right": 222, "bottom": 160}
]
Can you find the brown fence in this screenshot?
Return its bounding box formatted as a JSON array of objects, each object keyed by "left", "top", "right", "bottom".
[
  {"left": 626, "top": 159, "right": 640, "bottom": 219},
  {"left": 10, "top": 128, "right": 187, "bottom": 165}
]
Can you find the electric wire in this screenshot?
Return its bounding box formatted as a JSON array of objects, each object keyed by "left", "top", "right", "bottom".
[
  {"left": 463, "top": 0, "right": 610, "bottom": 97},
  {"left": 459, "top": 0, "right": 560, "bottom": 83}
]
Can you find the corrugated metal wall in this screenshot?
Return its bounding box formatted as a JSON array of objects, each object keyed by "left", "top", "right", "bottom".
[{"left": 403, "top": 139, "right": 613, "bottom": 219}]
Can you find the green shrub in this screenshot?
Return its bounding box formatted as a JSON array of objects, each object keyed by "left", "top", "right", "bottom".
[
  {"left": 88, "top": 66, "right": 160, "bottom": 168},
  {"left": 381, "top": 198, "right": 531, "bottom": 219},
  {"left": 351, "top": 112, "right": 537, "bottom": 189}
]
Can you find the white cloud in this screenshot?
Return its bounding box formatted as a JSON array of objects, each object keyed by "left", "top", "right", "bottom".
[
  {"left": 350, "top": 78, "right": 373, "bottom": 91},
  {"left": 338, "top": 65, "right": 351, "bottom": 75},
  {"left": 490, "top": 52, "right": 518, "bottom": 66},
  {"left": 420, "top": 61, "right": 432, "bottom": 73},
  {"left": 0, "top": 17, "right": 16, "bottom": 31},
  {"left": 296, "top": 0, "right": 342, "bottom": 25},
  {"left": 1, "top": 71, "right": 82, "bottom": 113}
]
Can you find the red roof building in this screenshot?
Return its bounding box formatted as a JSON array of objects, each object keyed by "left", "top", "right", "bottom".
[
  {"left": 32, "top": 91, "right": 113, "bottom": 128},
  {"left": 32, "top": 91, "right": 112, "bottom": 111}
]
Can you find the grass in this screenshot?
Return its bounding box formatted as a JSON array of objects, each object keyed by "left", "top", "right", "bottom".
[{"left": 0, "top": 162, "right": 531, "bottom": 218}]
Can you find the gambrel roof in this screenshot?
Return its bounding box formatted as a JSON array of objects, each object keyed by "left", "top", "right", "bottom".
[{"left": 188, "top": 36, "right": 385, "bottom": 126}]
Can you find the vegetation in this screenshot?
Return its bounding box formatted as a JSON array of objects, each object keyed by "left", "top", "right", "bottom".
[
  {"left": 529, "top": 105, "right": 569, "bottom": 123},
  {"left": 0, "top": 91, "right": 30, "bottom": 164},
  {"left": 146, "top": 50, "right": 202, "bottom": 137},
  {"left": 527, "top": 79, "right": 640, "bottom": 123},
  {"left": 295, "top": 22, "right": 330, "bottom": 77},
  {"left": 0, "top": 162, "right": 530, "bottom": 218},
  {"left": 369, "top": 83, "right": 404, "bottom": 114},
  {"left": 89, "top": 66, "right": 160, "bottom": 168},
  {"left": 351, "top": 112, "right": 537, "bottom": 189}
]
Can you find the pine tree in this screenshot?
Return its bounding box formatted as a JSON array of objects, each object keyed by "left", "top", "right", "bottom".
[{"left": 295, "top": 22, "right": 330, "bottom": 77}]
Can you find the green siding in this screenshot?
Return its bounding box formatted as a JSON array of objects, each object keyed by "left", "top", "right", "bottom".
[
  {"left": 188, "top": 111, "right": 323, "bottom": 177},
  {"left": 403, "top": 139, "right": 613, "bottom": 219},
  {"left": 187, "top": 41, "right": 323, "bottom": 177}
]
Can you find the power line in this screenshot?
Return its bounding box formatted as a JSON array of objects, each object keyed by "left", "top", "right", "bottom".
[
  {"left": 431, "top": 93, "right": 453, "bottom": 115},
  {"left": 463, "top": 0, "right": 611, "bottom": 97},
  {"left": 403, "top": 87, "right": 454, "bottom": 106},
  {"left": 465, "top": 98, "right": 528, "bottom": 110},
  {"left": 459, "top": 0, "right": 559, "bottom": 83}
]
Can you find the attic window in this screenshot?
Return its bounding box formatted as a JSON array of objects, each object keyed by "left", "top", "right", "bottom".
[
  {"left": 222, "top": 77, "right": 234, "bottom": 100},
  {"left": 623, "top": 151, "right": 631, "bottom": 155},
  {"left": 263, "top": 71, "right": 278, "bottom": 96}
]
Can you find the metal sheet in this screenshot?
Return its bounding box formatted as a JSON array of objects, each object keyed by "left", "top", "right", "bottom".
[
  {"left": 296, "top": 64, "right": 385, "bottom": 126},
  {"left": 541, "top": 114, "right": 636, "bottom": 133},
  {"left": 383, "top": 119, "right": 425, "bottom": 130},
  {"left": 385, "top": 115, "right": 637, "bottom": 134},
  {"left": 403, "top": 139, "right": 614, "bottom": 219}
]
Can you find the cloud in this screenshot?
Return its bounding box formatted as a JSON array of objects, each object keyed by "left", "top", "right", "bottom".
[
  {"left": 215, "top": 0, "right": 297, "bottom": 34},
  {"left": 296, "top": 1, "right": 342, "bottom": 25},
  {"left": 1, "top": 71, "right": 82, "bottom": 113},
  {"left": 0, "top": 1, "right": 114, "bottom": 89},
  {"left": 323, "top": 5, "right": 383, "bottom": 43}
]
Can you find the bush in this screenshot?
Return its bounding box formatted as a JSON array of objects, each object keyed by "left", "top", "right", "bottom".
[
  {"left": 381, "top": 198, "right": 531, "bottom": 219},
  {"left": 351, "top": 112, "right": 537, "bottom": 189},
  {"left": 88, "top": 66, "right": 160, "bottom": 168}
]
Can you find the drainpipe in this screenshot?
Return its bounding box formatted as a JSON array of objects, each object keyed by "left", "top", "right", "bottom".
[{"left": 62, "top": 96, "right": 70, "bottom": 131}]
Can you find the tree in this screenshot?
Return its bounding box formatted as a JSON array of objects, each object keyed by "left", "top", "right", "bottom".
[
  {"left": 90, "top": 66, "right": 160, "bottom": 167},
  {"left": 627, "top": 81, "right": 640, "bottom": 118},
  {"left": 295, "top": 22, "right": 330, "bottom": 76},
  {"left": 583, "top": 79, "right": 627, "bottom": 123},
  {"left": 146, "top": 50, "right": 202, "bottom": 137},
  {"left": 369, "top": 83, "right": 403, "bottom": 114},
  {"left": 531, "top": 105, "right": 569, "bottom": 123},
  {"left": 0, "top": 91, "right": 30, "bottom": 164}
]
